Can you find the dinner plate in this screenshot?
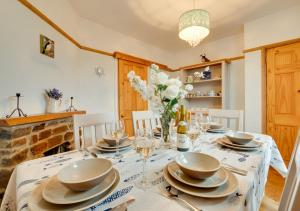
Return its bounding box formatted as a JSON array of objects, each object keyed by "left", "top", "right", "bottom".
[
  {"left": 167, "top": 161, "right": 228, "bottom": 188},
  {"left": 42, "top": 169, "right": 116, "bottom": 205},
  {"left": 95, "top": 145, "right": 131, "bottom": 152},
  {"left": 97, "top": 140, "right": 132, "bottom": 149},
  {"left": 163, "top": 166, "right": 238, "bottom": 198},
  {"left": 28, "top": 169, "right": 120, "bottom": 211},
  {"left": 221, "top": 138, "right": 262, "bottom": 148},
  {"left": 102, "top": 135, "right": 128, "bottom": 141},
  {"left": 217, "top": 140, "right": 258, "bottom": 151},
  {"left": 207, "top": 128, "right": 229, "bottom": 133}
]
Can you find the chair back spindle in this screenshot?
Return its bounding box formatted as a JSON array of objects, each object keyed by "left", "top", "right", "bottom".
[{"left": 73, "top": 113, "right": 114, "bottom": 149}]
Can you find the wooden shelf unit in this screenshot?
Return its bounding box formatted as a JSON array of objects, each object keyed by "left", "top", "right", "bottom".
[
  {"left": 180, "top": 59, "right": 229, "bottom": 109},
  {"left": 186, "top": 96, "right": 222, "bottom": 99},
  {"left": 184, "top": 78, "right": 222, "bottom": 84}
]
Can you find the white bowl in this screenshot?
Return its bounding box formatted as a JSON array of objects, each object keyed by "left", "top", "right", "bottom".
[
  {"left": 57, "top": 158, "right": 113, "bottom": 191},
  {"left": 209, "top": 122, "right": 223, "bottom": 129},
  {"left": 103, "top": 135, "right": 128, "bottom": 146},
  {"left": 226, "top": 132, "right": 254, "bottom": 145},
  {"left": 175, "top": 152, "right": 220, "bottom": 179}
]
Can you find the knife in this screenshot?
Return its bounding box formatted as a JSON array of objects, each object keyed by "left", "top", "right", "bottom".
[{"left": 104, "top": 198, "right": 135, "bottom": 211}]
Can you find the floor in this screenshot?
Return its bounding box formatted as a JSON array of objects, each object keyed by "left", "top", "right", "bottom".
[{"left": 265, "top": 167, "right": 285, "bottom": 201}]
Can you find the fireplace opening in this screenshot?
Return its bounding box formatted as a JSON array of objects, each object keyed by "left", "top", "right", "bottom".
[{"left": 43, "top": 141, "right": 71, "bottom": 156}]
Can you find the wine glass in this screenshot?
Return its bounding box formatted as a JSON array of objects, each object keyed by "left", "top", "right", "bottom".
[
  {"left": 108, "top": 120, "right": 125, "bottom": 159},
  {"left": 199, "top": 114, "right": 211, "bottom": 134},
  {"left": 169, "top": 119, "right": 177, "bottom": 147},
  {"left": 134, "top": 129, "right": 155, "bottom": 190},
  {"left": 187, "top": 119, "right": 200, "bottom": 151}
]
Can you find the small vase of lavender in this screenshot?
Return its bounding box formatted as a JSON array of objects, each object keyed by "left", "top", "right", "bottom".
[{"left": 45, "top": 88, "right": 63, "bottom": 113}]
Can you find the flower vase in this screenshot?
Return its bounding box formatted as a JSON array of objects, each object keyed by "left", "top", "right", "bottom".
[
  {"left": 47, "top": 98, "right": 60, "bottom": 113},
  {"left": 160, "top": 115, "right": 172, "bottom": 148}
]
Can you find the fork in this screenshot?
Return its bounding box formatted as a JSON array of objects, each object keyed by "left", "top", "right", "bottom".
[
  {"left": 160, "top": 187, "right": 202, "bottom": 211},
  {"left": 221, "top": 163, "right": 248, "bottom": 176}
]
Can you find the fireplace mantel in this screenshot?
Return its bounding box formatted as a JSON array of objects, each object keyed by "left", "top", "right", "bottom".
[
  {"left": 0, "top": 110, "right": 86, "bottom": 197},
  {"left": 0, "top": 111, "right": 86, "bottom": 127}
]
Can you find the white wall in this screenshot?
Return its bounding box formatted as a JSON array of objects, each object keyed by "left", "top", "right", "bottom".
[
  {"left": 0, "top": 0, "right": 117, "bottom": 117},
  {"left": 244, "top": 51, "right": 264, "bottom": 133},
  {"left": 77, "top": 51, "right": 118, "bottom": 115},
  {"left": 29, "top": 0, "right": 173, "bottom": 68},
  {"left": 172, "top": 33, "right": 244, "bottom": 68},
  {"left": 244, "top": 4, "right": 300, "bottom": 49},
  {"left": 228, "top": 60, "right": 245, "bottom": 110}
]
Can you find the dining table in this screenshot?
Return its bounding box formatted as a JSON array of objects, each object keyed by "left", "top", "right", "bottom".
[{"left": 1, "top": 132, "right": 287, "bottom": 211}]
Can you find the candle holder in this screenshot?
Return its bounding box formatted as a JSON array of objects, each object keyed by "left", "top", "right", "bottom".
[
  {"left": 6, "top": 93, "right": 27, "bottom": 118},
  {"left": 66, "top": 97, "right": 77, "bottom": 112}
]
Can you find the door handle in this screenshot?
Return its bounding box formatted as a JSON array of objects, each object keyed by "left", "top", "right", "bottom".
[{"left": 120, "top": 114, "right": 125, "bottom": 118}]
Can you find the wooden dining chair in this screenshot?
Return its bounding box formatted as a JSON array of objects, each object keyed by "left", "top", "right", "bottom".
[
  {"left": 132, "top": 110, "right": 161, "bottom": 134},
  {"left": 260, "top": 129, "right": 300, "bottom": 211},
  {"left": 208, "top": 109, "right": 244, "bottom": 131},
  {"left": 73, "top": 113, "right": 115, "bottom": 149}
]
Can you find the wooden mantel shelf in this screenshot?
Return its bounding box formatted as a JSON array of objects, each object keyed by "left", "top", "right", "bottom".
[{"left": 0, "top": 111, "right": 86, "bottom": 127}]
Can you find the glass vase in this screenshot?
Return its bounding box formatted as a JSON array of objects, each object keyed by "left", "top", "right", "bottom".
[{"left": 160, "top": 114, "right": 172, "bottom": 148}]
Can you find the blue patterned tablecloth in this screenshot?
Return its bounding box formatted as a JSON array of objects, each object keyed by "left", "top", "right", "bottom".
[{"left": 1, "top": 133, "right": 287, "bottom": 211}]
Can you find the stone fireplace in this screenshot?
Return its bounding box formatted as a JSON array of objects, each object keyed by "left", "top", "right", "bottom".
[{"left": 0, "top": 111, "right": 85, "bottom": 200}]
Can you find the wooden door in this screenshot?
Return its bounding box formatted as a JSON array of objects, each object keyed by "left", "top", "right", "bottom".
[
  {"left": 118, "top": 59, "right": 148, "bottom": 136},
  {"left": 266, "top": 42, "right": 300, "bottom": 162}
]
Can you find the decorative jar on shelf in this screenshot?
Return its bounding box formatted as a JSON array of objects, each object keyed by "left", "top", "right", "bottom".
[
  {"left": 46, "top": 98, "right": 61, "bottom": 113},
  {"left": 187, "top": 76, "right": 193, "bottom": 83},
  {"left": 45, "top": 88, "right": 63, "bottom": 113}
]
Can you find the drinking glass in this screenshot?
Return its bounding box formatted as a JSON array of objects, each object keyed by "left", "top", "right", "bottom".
[
  {"left": 107, "top": 120, "right": 125, "bottom": 159},
  {"left": 134, "top": 129, "right": 155, "bottom": 190},
  {"left": 187, "top": 119, "right": 200, "bottom": 151},
  {"left": 199, "top": 114, "right": 211, "bottom": 134},
  {"left": 169, "top": 119, "right": 177, "bottom": 147}
]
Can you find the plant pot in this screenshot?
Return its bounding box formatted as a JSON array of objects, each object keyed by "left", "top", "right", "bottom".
[{"left": 47, "top": 99, "right": 60, "bottom": 113}]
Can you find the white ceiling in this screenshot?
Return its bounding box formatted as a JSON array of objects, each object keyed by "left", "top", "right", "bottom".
[{"left": 68, "top": 0, "right": 299, "bottom": 51}]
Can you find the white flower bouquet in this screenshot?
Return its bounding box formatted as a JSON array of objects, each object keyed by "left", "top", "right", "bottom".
[{"left": 127, "top": 64, "right": 193, "bottom": 143}]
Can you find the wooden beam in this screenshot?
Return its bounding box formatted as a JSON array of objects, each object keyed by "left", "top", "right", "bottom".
[
  {"left": 174, "top": 59, "right": 228, "bottom": 71},
  {"left": 172, "top": 55, "right": 244, "bottom": 71},
  {"left": 0, "top": 111, "right": 86, "bottom": 127},
  {"left": 113, "top": 51, "right": 171, "bottom": 71},
  {"left": 227, "top": 55, "right": 244, "bottom": 62},
  {"left": 17, "top": 0, "right": 171, "bottom": 70},
  {"left": 243, "top": 37, "right": 300, "bottom": 53},
  {"left": 18, "top": 0, "right": 81, "bottom": 48},
  {"left": 80, "top": 46, "right": 114, "bottom": 57}
]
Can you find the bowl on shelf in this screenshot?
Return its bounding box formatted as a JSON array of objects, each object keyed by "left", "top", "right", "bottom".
[
  {"left": 175, "top": 152, "right": 220, "bottom": 179},
  {"left": 209, "top": 122, "right": 223, "bottom": 129},
  {"left": 225, "top": 132, "right": 254, "bottom": 145},
  {"left": 103, "top": 135, "right": 128, "bottom": 146},
  {"left": 57, "top": 158, "right": 113, "bottom": 191}
]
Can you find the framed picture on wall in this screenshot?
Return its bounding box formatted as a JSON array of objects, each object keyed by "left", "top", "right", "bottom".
[{"left": 40, "top": 34, "right": 54, "bottom": 58}]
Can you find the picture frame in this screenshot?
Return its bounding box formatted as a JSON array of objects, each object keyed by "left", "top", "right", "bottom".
[{"left": 40, "top": 34, "right": 54, "bottom": 58}]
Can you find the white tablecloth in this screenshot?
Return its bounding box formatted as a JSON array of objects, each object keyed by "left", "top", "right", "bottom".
[{"left": 1, "top": 133, "right": 287, "bottom": 211}]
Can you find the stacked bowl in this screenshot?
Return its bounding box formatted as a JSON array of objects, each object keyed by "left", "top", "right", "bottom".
[
  {"left": 217, "top": 132, "right": 262, "bottom": 151},
  {"left": 164, "top": 152, "right": 238, "bottom": 198},
  {"left": 28, "top": 158, "right": 119, "bottom": 211},
  {"left": 207, "top": 122, "right": 229, "bottom": 133},
  {"left": 96, "top": 135, "right": 132, "bottom": 152}
]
